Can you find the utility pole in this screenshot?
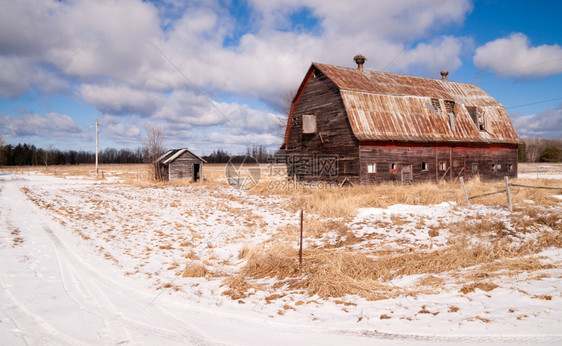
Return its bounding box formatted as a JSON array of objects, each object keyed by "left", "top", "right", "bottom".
[{"left": 94, "top": 118, "right": 99, "bottom": 175}]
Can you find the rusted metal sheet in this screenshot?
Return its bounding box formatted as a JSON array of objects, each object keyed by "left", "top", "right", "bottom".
[{"left": 314, "top": 63, "right": 520, "bottom": 144}]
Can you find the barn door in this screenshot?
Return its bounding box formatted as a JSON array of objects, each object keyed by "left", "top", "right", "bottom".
[{"left": 401, "top": 165, "right": 413, "bottom": 184}]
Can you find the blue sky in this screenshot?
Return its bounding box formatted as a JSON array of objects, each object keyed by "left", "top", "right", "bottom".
[{"left": 1, "top": 0, "right": 561, "bottom": 155}]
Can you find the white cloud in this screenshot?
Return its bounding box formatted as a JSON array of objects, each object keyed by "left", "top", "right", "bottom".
[
  {"left": 474, "top": 33, "right": 562, "bottom": 78},
  {"left": 81, "top": 84, "right": 164, "bottom": 117},
  {"left": 98, "top": 114, "right": 144, "bottom": 147},
  {"left": 0, "top": 112, "right": 82, "bottom": 138},
  {"left": 1, "top": 0, "right": 473, "bottom": 101},
  {"left": 0, "top": 56, "right": 68, "bottom": 98},
  {"left": 391, "top": 36, "right": 468, "bottom": 75},
  {"left": 512, "top": 105, "right": 562, "bottom": 139},
  {"left": 0, "top": 0, "right": 475, "bottom": 151}
]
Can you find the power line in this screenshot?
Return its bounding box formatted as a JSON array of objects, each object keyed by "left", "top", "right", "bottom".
[
  {"left": 506, "top": 96, "right": 562, "bottom": 110},
  {"left": 149, "top": 41, "right": 250, "bottom": 142},
  {"left": 381, "top": 46, "right": 406, "bottom": 72}
]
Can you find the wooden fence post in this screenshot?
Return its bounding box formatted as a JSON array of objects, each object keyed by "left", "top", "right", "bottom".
[
  {"left": 460, "top": 177, "right": 471, "bottom": 208},
  {"left": 505, "top": 176, "right": 513, "bottom": 212},
  {"left": 299, "top": 209, "right": 303, "bottom": 269}
]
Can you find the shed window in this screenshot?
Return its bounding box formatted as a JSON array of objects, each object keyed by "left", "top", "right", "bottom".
[
  {"left": 439, "top": 161, "right": 447, "bottom": 171},
  {"left": 367, "top": 163, "right": 376, "bottom": 173},
  {"left": 421, "top": 162, "right": 428, "bottom": 171}
]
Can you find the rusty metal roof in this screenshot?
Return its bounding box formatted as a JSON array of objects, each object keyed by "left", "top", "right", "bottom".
[{"left": 312, "top": 63, "right": 520, "bottom": 144}]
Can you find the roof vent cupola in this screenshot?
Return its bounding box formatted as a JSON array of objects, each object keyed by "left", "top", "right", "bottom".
[
  {"left": 354, "top": 54, "right": 367, "bottom": 71},
  {"left": 440, "top": 70, "right": 449, "bottom": 81}
]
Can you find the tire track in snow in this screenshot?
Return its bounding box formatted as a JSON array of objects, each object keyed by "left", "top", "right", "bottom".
[
  {"left": 0, "top": 181, "right": 83, "bottom": 345},
  {"left": 4, "top": 178, "right": 223, "bottom": 345}
]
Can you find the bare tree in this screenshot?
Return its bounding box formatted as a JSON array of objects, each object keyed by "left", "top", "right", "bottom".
[
  {"left": 277, "top": 88, "right": 296, "bottom": 138},
  {"left": 41, "top": 145, "right": 52, "bottom": 170},
  {"left": 143, "top": 124, "right": 165, "bottom": 180}
]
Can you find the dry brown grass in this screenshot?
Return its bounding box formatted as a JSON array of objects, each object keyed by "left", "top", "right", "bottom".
[
  {"left": 459, "top": 282, "right": 498, "bottom": 294},
  {"left": 182, "top": 261, "right": 208, "bottom": 278},
  {"left": 224, "top": 222, "right": 562, "bottom": 300},
  {"left": 225, "top": 243, "right": 400, "bottom": 300},
  {"left": 284, "top": 180, "right": 462, "bottom": 218},
  {"left": 1, "top": 164, "right": 155, "bottom": 182},
  {"left": 11, "top": 162, "right": 561, "bottom": 303}
]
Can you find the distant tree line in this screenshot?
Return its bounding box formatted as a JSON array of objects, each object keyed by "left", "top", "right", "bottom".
[
  {"left": 202, "top": 145, "right": 280, "bottom": 163},
  {"left": 0, "top": 143, "right": 145, "bottom": 166},
  {"left": 0, "top": 141, "right": 281, "bottom": 167},
  {"left": 519, "top": 138, "right": 562, "bottom": 163}
]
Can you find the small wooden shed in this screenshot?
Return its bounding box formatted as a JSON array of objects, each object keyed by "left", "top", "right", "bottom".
[{"left": 155, "top": 148, "right": 206, "bottom": 182}]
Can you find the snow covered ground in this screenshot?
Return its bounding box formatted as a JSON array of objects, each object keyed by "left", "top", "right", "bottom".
[{"left": 1, "top": 170, "right": 561, "bottom": 345}]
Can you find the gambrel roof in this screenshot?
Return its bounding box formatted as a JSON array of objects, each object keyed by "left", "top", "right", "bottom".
[{"left": 283, "top": 62, "right": 520, "bottom": 146}]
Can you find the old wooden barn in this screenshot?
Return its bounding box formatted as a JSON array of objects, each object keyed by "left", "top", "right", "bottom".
[
  {"left": 155, "top": 148, "right": 206, "bottom": 182},
  {"left": 281, "top": 56, "right": 520, "bottom": 184}
]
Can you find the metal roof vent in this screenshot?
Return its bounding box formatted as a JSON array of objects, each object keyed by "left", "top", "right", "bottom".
[
  {"left": 440, "top": 70, "right": 449, "bottom": 81},
  {"left": 354, "top": 54, "right": 367, "bottom": 71}
]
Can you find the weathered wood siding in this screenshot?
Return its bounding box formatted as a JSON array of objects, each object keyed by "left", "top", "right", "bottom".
[
  {"left": 286, "top": 69, "right": 360, "bottom": 180},
  {"left": 359, "top": 142, "right": 518, "bottom": 183},
  {"left": 167, "top": 152, "right": 203, "bottom": 182}
]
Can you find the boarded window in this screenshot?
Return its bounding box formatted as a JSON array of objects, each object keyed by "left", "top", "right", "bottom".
[
  {"left": 302, "top": 114, "right": 317, "bottom": 134},
  {"left": 467, "top": 106, "right": 486, "bottom": 131},
  {"left": 497, "top": 164, "right": 502, "bottom": 171},
  {"left": 401, "top": 165, "right": 413, "bottom": 184},
  {"left": 421, "top": 162, "right": 428, "bottom": 171},
  {"left": 367, "top": 163, "right": 376, "bottom": 173}
]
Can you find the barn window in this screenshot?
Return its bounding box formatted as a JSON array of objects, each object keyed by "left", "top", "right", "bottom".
[
  {"left": 467, "top": 106, "right": 486, "bottom": 131},
  {"left": 444, "top": 100, "right": 455, "bottom": 114},
  {"left": 472, "top": 163, "right": 478, "bottom": 174},
  {"left": 509, "top": 164, "right": 514, "bottom": 171},
  {"left": 497, "top": 164, "right": 502, "bottom": 171},
  {"left": 292, "top": 115, "right": 302, "bottom": 126},
  {"left": 439, "top": 161, "right": 447, "bottom": 171},
  {"left": 491, "top": 164, "right": 496, "bottom": 172},
  {"left": 367, "top": 163, "right": 376, "bottom": 173},
  {"left": 302, "top": 114, "right": 317, "bottom": 134},
  {"left": 390, "top": 163, "right": 397, "bottom": 173},
  {"left": 421, "top": 162, "right": 428, "bottom": 171},
  {"left": 431, "top": 98, "right": 441, "bottom": 111}
]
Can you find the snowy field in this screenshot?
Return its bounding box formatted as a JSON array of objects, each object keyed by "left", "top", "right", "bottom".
[{"left": 1, "top": 165, "right": 561, "bottom": 345}]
